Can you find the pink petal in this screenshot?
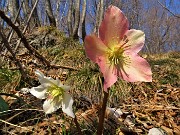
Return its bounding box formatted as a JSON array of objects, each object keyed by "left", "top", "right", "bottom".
[
  {"left": 97, "top": 56, "right": 117, "bottom": 91},
  {"left": 117, "top": 54, "right": 152, "bottom": 82},
  {"left": 124, "top": 29, "right": 145, "bottom": 53},
  {"left": 99, "top": 5, "right": 128, "bottom": 47},
  {"left": 84, "top": 34, "right": 107, "bottom": 63}
]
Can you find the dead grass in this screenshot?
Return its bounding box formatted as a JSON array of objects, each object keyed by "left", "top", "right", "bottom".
[{"left": 0, "top": 27, "right": 179, "bottom": 134}]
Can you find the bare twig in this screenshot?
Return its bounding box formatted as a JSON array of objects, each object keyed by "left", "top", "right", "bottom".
[
  {"left": 50, "top": 64, "right": 79, "bottom": 71},
  {"left": 0, "top": 27, "right": 27, "bottom": 79},
  {"left": 0, "top": 9, "right": 51, "bottom": 67},
  {"left": 158, "top": 1, "right": 180, "bottom": 18},
  {"left": 0, "top": 7, "right": 79, "bottom": 72},
  {"left": 14, "top": 0, "right": 39, "bottom": 52},
  {"left": 0, "top": 119, "right": 33, "bottom": 132},
  {"left": 2, "top": 0, "right": 24, "bottom": 61}
]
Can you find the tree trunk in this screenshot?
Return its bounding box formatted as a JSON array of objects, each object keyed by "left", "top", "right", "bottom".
[
  {"left": 94, "top": 0, "right": 104, "bottom": 35},
  {"left": 67, "top": 0, "right": 73, "bottom": 36},
  {"left": 81, "top": 0, "right": 86, "bottom": 41},
  {"left": 8, "top": 0, "right": 20, "bottom": 23},
  {"left": 72, "top": 0, "right": 80, "bottom": 40},
  {"left": 32, "top": 0, "right": 41, "bottom": 27},
  {"left": 22, "top": 0, "right": 40, "bottom": 30},
  {"left": 45, "top": 0, "right": 56, "bottom": 27},
  {"left": 55, "top": 0, "right": 61, "bottom": 27}
]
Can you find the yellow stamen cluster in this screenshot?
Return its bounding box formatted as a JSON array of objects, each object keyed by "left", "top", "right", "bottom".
[
  {"left": 107, "top": 36, "right": 130, "bottom": 67},
  {"left": 47, "top": 84, "right": 64, "bottom": 103},
  {"left": 108, "top": 47, "right": 125, "bottom": 66}
]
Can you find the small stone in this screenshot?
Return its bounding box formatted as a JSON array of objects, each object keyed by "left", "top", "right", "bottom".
[{"left": 148, "top": 128, "right": 165, "bottom": 135}]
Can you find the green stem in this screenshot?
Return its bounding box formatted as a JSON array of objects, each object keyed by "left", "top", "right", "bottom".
[
  {"left": 97, "top": 90, "right": 109, "bottom": 135},
  {"left": 74, "top": 115, "right": 83, "bottom": 135}
]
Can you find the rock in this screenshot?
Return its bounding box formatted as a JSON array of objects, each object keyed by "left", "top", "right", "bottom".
[{"left": 148, "top": 128, "right": 166, "bottom": 135}]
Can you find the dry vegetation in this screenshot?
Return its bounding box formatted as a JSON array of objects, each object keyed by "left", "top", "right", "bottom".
[{"left": 0, "top": 27, "right": 179, "bottom": 135}]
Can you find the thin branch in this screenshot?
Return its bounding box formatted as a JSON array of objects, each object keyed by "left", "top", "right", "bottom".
[
  {"left": 158, "top": 1, "right": 180, "bottom": 18},
  {"left": 14, "top": 0, "right": 39, "bottom": 52},
  {"left": 0, "top": 9, "right": 51, "bottom": 67},
  {"left": 2, "top": 0, "right": 24, "bottom": 61},
  {"left": 0, "top": 119, "right": 33, "bottom": 132},
  {"left": 51, "top": 64, "right": 79, "bottom": 71},
  {"left": 0, "top": 27, "right": 27, "bottom": 79},
  {"left": 0, "top": 9, "right": 79, "bottom": 72}
]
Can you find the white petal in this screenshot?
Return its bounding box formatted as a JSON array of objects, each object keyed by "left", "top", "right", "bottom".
[
  {"left": 43, "top": 99, "right": 61, "bottom": 114},
  {"left": 50, "top": 78, "right": 61, "bottom": 86},
  {"left": 61, "top": 85, "right": 70, "bottom": 91},
  {"left": 35, "top": 70, "right": 53, "bottom": 85},
  {"left": 56, "top": 78, "right": 63, "bottom": 86},
  {"left": 62, "top": 92, "right": 75, "bottom": 118},
  {"left": 29, "top": 85, "right": 47, "bottom": 99},
  {"left": 39, "top": 76, "right": 52, "bottom": 85},
  {"left": 35, "top": 70, "right": 45, "bottom": 79}
]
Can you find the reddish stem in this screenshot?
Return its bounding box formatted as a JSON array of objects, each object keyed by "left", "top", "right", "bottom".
[
  {"left": 97, "top": 90, "right": 109, "bottom": 135},
  {"left": 74, "top": 116, "right": 83, "bottom": 135}
]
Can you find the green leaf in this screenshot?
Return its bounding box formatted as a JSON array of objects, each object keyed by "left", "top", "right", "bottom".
[{"left": 0, "top": 96, "right": 9, "bottom": 116}]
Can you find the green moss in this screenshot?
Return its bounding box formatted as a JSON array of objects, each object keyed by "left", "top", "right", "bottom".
[
  {"left": 38, "top": 26, "right": 65, "bottom": 37},
  {"left": 0, "top": 69, "right": 21, "bottom": 93}
]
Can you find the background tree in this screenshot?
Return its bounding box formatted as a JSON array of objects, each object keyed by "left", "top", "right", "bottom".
[
  {"left": 0, "top": 0, "right": 179, "bottom": 53},
  {"left": 80, "top": 0, "right": 87, "bottom": 41},
  {"left": 8, "top": 0, "right": 20, "bottom": 23},
  {"left": 45, "top": 0, "right": 56, "bottom": 27}
]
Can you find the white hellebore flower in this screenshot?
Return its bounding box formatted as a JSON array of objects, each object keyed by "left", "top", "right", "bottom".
[{"left": 29, "top": 70, "right": 75, "bottom": 118}]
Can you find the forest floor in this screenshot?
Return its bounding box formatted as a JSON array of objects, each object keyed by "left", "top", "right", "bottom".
[{"left": 0, "top": 27, "right": 179, "bottom": 135}]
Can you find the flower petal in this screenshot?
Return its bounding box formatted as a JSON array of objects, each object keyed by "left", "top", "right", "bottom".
[
  {"left": 124, "top": 29, "right": 145, "bottom": 53},
  {"left": 99, "top": 5, "right": 128, "bottom": 47},
  {"left": 49, "top": 78, "right": 61, "bottom": 86},
  {"left": 35, "top": 70, "right": 52, "bottom": 85},
  {"left": 97, "top": 56, "right": 117, "bottom": 91},
  {"left": 62, "top": 92, "right": 75, "bottom": 118},
  {"left": 61, "top": 85, "right": 70, "bottom": 91},
  {"left": 29, "top": 85, "right": 47, "bottom": 99},
  {"left": 35, "top": 70, "right": 45, "bottom": 79},
  {"left": 43, "top": 99, "right": 61, "bottom": 114},
  {"left": 118, "top": 54, "right": 152, "bottom": 82},
  {"left": 84, "top": 34, "right": 107, "bottom": 63}
]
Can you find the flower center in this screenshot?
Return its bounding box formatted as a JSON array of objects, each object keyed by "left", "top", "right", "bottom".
[
  {"left": 107, "top": 36, "right": 130, "bottom": 67},
  {"left": 108, "top": 47, "right": 125, "bottom": 66},
  {"left": 47, "top": 84, "right": 64, "bottom": 103}
]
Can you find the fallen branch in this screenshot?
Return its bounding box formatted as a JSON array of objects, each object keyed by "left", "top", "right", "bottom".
[{"left": 0, "top": 119, "right": 33, "bottom": 132}]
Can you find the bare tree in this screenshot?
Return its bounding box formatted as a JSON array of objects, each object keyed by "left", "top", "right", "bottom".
[
  {"left": 81, "top": 0, "right": 87, "bottom": 41},
  {"left": 94, "top": 0, "right": 104, "bottom": 35},
  {"left": 72, "top": 0, "right": 80, "bottom": 39},
  {"left": 22, "top": 0, "right": 40, "bottom": 30},
  {"left": 8, "top": 0, "right": 20, "bottom": 23},
  {"left": 67, "top": 0, "right": 73, "bottom": 35},
  {"left": 32, "top": 0, "right": 41, "bottom": 27},
  {"left": 45, "top": 0, "right": 56, "bottom": 27}
]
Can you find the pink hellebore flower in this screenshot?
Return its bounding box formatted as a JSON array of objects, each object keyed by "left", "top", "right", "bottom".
[{"left": 84, "top": 5, "right": 152, "bottom": 91}]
